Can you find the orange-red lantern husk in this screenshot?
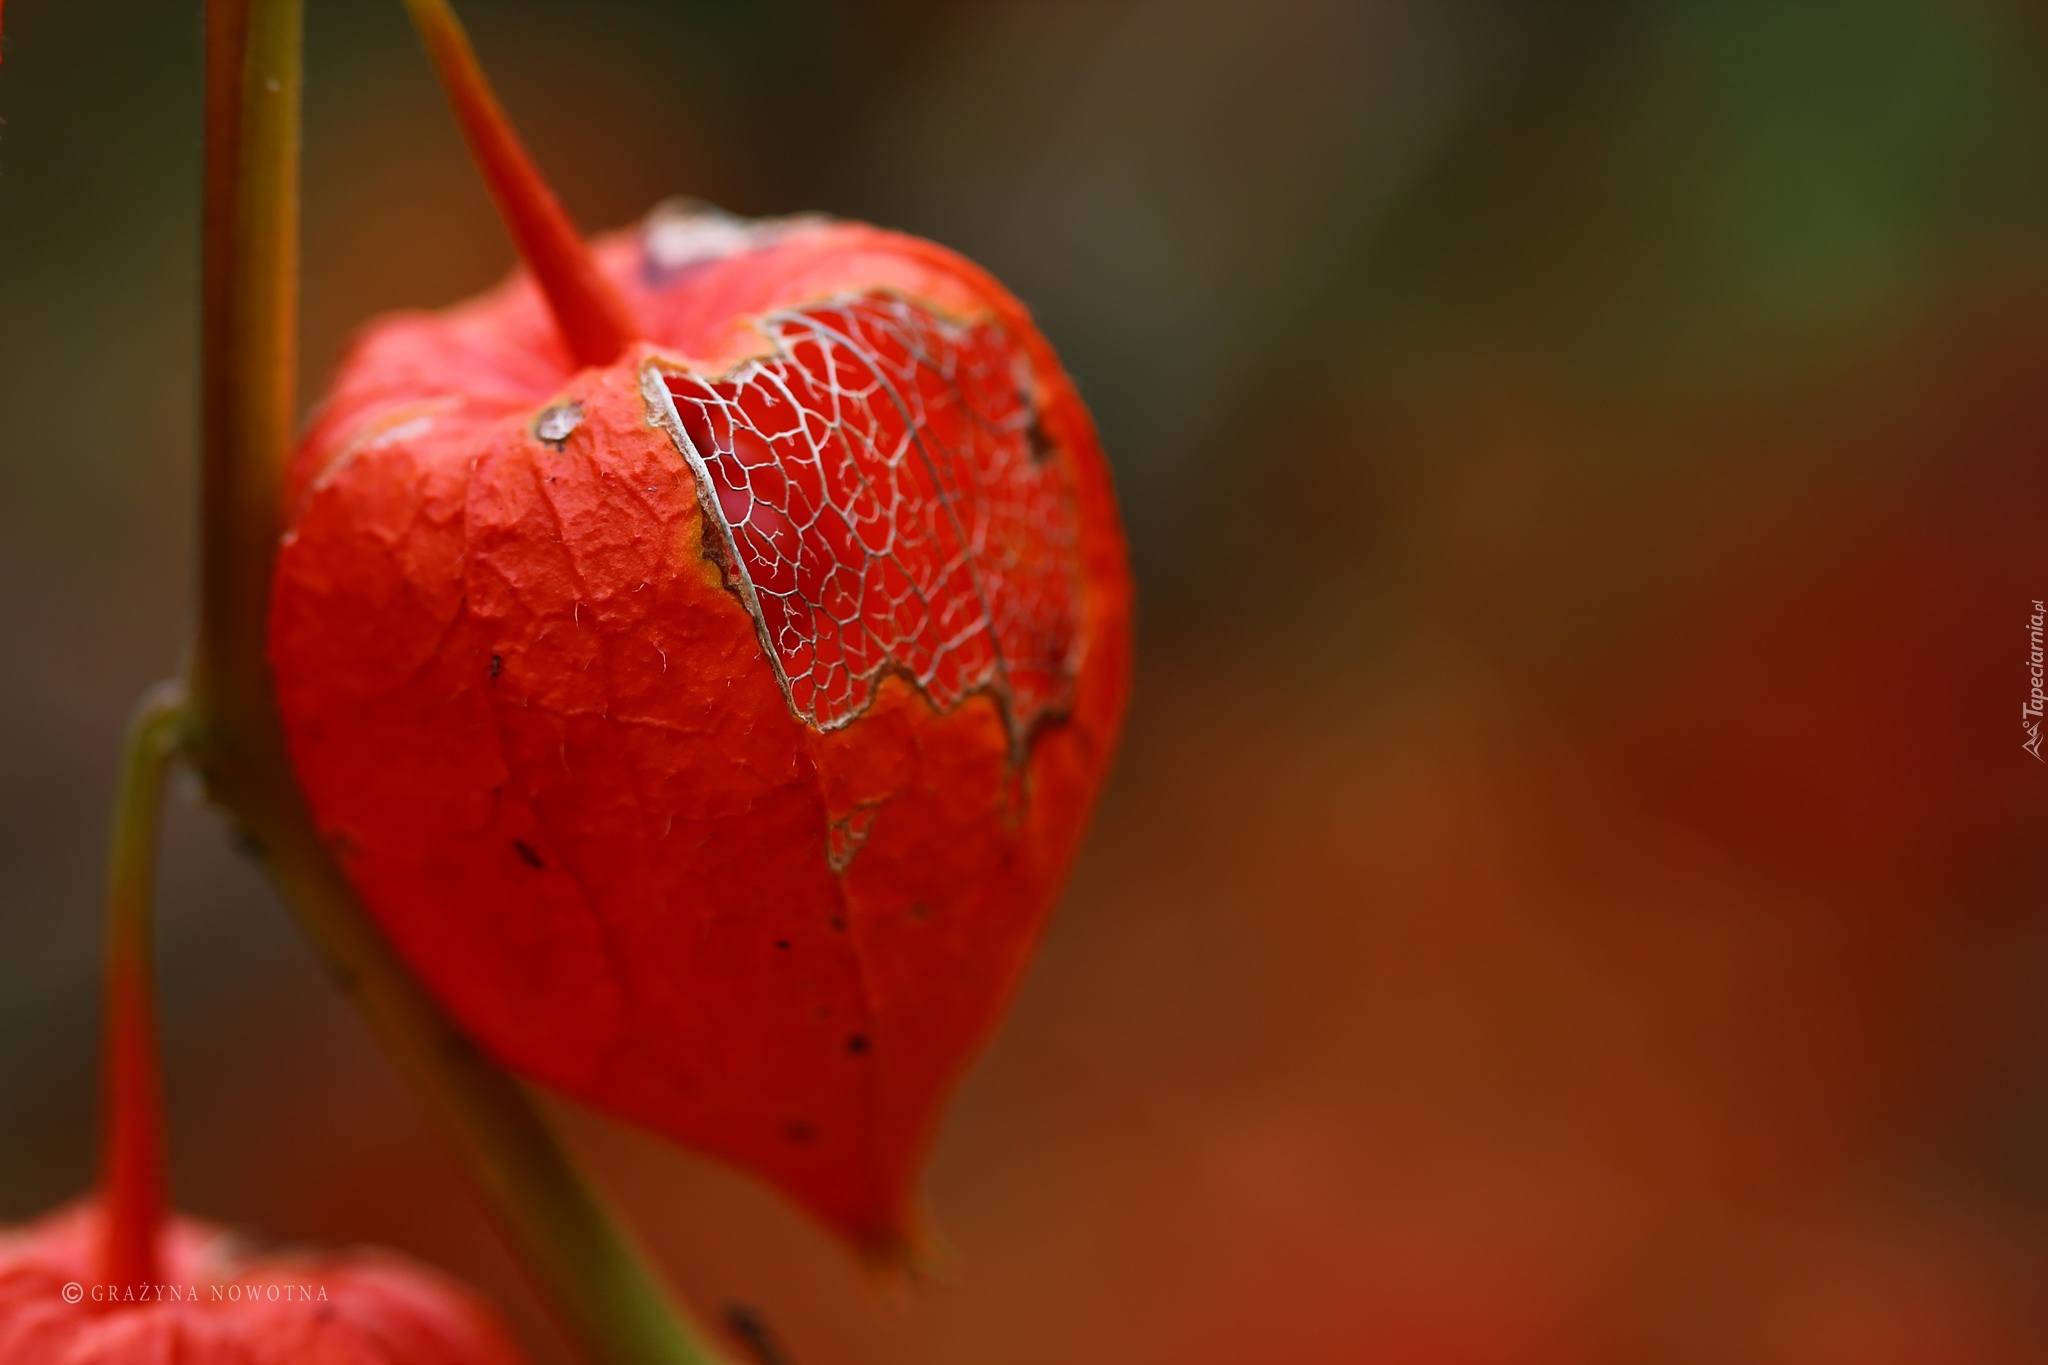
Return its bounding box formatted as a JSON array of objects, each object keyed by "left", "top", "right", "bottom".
[
  {"left": 268, "top": 205, "right": 1134, "bottom": 1256},
  {"left": 0, "top": 1201, "right": 526, "bottom": 1364}
]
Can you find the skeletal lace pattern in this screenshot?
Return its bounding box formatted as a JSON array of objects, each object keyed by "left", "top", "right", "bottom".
[{"left": 655, "top": 292, "right": 1081, "bottom": 748}]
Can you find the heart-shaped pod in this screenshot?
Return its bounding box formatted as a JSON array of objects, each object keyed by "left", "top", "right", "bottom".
[{"left": 269, "top": 204, "right": 1133, "bottom": 1253}]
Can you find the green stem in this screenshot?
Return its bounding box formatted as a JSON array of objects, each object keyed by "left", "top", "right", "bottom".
[
  {"left": 97, "top": 682, "right": 189, "bottom": 1294},
  {"left": 189, "top": 3, "right": 726, "bottom": 1360}
]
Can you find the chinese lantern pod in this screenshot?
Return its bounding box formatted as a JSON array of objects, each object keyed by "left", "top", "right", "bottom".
[
  {"left": 268, "top": 202, "right": 1135, "bottom": 1254},
  {"left": 0, "top": 1202, "right": 529, "bottom": 1364}
]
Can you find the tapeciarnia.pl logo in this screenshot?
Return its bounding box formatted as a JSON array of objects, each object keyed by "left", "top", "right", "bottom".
[{"left": 2027, "top": 599, "right": 2045, "bottom": 761}]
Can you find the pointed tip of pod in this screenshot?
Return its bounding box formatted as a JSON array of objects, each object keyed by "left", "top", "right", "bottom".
[{"left": 848, "top": 1205, "right": 955, "bottom": 1295}]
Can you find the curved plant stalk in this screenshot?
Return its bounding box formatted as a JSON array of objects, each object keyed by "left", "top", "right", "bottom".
[
  {"left": 98, "top": 681, "right": 190, "bottom": 1294},
  {"left": 185, "top": 1, "right": 727, "bottom": 1361}
]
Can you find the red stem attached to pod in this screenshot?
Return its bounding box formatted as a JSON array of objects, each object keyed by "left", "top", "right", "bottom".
[
  {"left": 399, "top": 0, "right": 640, "bottom": 369},
  {"left": 97, "top": 683, "right": 188, "bottom": 1294}
]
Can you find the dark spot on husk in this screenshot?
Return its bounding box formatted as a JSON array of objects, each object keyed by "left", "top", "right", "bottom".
[
  {"left": 722, "top": 1304, "right": 795, "bottom": 1365},
  {"left": 1026, "top": 404, "right": 1057, "bottom": 464}
]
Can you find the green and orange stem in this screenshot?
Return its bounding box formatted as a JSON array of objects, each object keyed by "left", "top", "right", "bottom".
[
  {"left": 187, "top": 0, "right": 724, "bottom": 1361},
  {"left": 97, "top": 682, "right": 189, "bottom": 1294},
  {"left": 399, "top": 0, "right": 639, "bottom": 368}
]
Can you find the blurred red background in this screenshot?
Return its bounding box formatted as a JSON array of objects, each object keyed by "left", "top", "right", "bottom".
[{"left": 8, "top": 1, "right": 2048, "bottom": 1361}]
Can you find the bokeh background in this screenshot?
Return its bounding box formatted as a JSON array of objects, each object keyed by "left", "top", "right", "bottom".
[{"left": 9, "top": 0, "right": 2048, "bottom": 1360}]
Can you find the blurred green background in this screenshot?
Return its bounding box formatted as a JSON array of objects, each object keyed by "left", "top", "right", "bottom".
[{"left": 10, "top": 1, "right": 2048, "bottom": 1360}]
